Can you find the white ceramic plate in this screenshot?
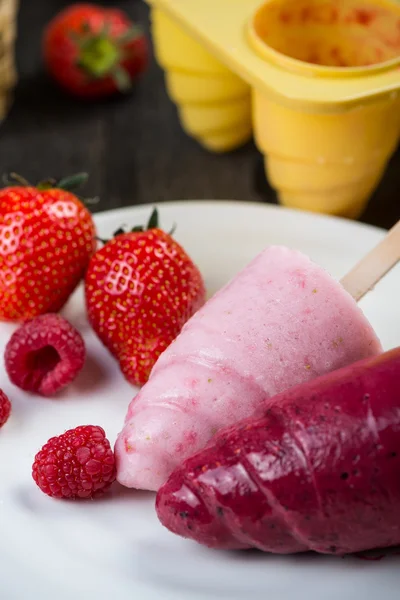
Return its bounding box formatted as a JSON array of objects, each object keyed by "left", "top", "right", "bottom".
[{"left": 1, "top": 201, "right": 400, "bottom": 600}]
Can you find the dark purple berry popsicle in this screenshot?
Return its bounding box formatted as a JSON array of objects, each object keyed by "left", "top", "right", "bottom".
[{"left": 156, "top": 348, "right": 400, "bottom": 555}]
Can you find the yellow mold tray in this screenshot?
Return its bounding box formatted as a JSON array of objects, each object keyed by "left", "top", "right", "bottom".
[{"left": 147, "top": 0, "right": 400, "bottom": 218}]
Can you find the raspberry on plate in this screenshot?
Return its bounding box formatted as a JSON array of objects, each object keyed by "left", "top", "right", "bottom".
[
  {"left": 0, "top": 389, "right": 11, "bottom": 428},
  {"left": 4, "top": 313, "right": 86, "bottom": 396},
  {"left": 32, "top": 425, "right": 116, "bottom": 499}
]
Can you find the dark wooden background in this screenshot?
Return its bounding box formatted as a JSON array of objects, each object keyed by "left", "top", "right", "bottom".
[{"left": 1, "top": 0, "right": 399, "bottom": 229}]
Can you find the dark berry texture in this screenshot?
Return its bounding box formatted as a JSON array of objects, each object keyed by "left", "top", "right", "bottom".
[{"left": 157, "top": 349, "right": 400, "bottom": 555}]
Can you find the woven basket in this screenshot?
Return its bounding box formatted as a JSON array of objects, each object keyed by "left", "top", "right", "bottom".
[{"left": 0, "top": 0, "right": 18, "bottom": 119}]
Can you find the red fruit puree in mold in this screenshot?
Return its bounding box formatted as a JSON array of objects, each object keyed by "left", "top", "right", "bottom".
[{"left": 258, "top": 0, "right": 400, "bottom": 68}]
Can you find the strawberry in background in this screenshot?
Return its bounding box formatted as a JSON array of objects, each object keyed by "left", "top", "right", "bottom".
[
  {"left": 43, "top": 3, "right": 149, "bottom": 99},
  {"left": 85, "top": 208, "right": 206, "bottom": 386},
  {"left": 0, "top": 173, "right": 96, "bottom": 321}
]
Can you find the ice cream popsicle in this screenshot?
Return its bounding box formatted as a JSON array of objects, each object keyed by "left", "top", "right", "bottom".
[
  {"left": 156, "top": 348, "right": 400, "bottom": 555},
  {"left": 115, "top": 245, "right": 381, "bottom": 491}
]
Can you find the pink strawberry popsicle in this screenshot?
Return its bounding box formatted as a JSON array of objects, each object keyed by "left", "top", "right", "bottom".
[
  {"left": 156, "top": 348, "right": 400, "bottom": 555},
  {"left": 115, "top": 246, "right": 382, "bottom": 492}
]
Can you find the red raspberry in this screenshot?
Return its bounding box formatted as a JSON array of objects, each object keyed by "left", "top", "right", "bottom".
[
  {"left": 0, "top": 389, "right": 11, "bottom": 427},
  {"left": 32, "top": 425, "right": 116, "bottom": 499},
  {"left": 4, "top": 313, "right": 85, "bottom": 396}
]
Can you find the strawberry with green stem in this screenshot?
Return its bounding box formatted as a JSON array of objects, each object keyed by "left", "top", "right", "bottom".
[
  {"left": 0, "top": 172, "right": 96, "bottom": 321},
  {"left": 85, "top": 208, "right": 206, "bottom": 386},
  {"left": 43, "top": 3, "right": 149, "bottom": 99}
]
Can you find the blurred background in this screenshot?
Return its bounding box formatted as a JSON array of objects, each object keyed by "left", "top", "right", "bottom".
[{"left": 0, "top": 0, "right": 399, "bottom": 228}]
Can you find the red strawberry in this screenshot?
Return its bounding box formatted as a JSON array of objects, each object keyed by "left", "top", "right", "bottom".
[
  {"left": 0, "top": 173, "right": 96, "bottom": 322},
  {"left": 85, "top": 208, "right": 206, "bottom": 386},
  {"left": 43, "top": 3, "right": 149, "bottom": 100}
]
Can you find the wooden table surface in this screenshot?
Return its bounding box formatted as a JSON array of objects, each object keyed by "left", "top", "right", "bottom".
[{"left": 1, "top": 0, "right": 399, "bottom": 229}]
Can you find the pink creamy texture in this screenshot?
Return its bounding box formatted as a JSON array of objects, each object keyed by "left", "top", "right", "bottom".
[{"left": 115, "top": 246, "right": 382, "bottom": 491}]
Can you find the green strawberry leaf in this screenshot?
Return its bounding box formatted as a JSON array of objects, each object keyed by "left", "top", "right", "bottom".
[
  {"left": 57, "top": 172, "right": 89, "bottom": 191},
  {"left": 113, "top": 227, "right": 127, "bottom": 237},
  {"left": 146, "top": 207, "right": 159, "bottom": 230}
]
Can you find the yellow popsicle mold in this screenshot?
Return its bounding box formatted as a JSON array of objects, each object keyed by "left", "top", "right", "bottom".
[
  {"left": 254, "top": 89, "right": 400, "bottom": 217},
  {"left": 165, "top": 71, "right": 249, "bottom": 105},
  {"left": 147, "top": 0, "right": 400, "bottom": 217},
  {"left": 150, "top": 7, "right": 252, "bottom": 153}
]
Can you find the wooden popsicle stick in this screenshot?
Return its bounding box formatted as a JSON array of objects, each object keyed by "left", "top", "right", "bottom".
[{"left": 340, "top": 219, "right": 400, "bottom": 302}]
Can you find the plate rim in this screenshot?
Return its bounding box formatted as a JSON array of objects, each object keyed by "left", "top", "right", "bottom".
[{"left": 92, "top": 200, "right": 387, "bottom": 238}]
